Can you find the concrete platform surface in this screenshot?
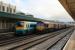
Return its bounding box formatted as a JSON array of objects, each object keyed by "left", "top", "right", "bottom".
[{"left": 63, "top": 30, "right": 75, "bottom": 50}]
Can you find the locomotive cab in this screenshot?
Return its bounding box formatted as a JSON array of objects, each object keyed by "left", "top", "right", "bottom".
[{"left": 15, "top": 21, "right": 36, "bottom": 35}]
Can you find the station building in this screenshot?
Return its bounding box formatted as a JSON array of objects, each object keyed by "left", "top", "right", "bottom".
[
  {"left": 0, "top": 2, "right": 16, "bottom": 13},
  {"left": 0, "top": 2, "right": 17, "bottom": 33}
]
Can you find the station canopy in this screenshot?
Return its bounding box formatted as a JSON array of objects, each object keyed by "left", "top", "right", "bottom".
[
  {"left": 59, "top": 0, "right": 75, "bottom": 20},
  {"left": 0, "top": 11, "right": 45, "bottom": 22}
]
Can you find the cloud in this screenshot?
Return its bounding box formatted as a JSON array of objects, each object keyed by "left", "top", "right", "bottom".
[
  {"left": 19, "top": 0, "right": 73, "bottom": 21},
  {"left": 0, "top": 0, "right": 74, "bottom": 22}
]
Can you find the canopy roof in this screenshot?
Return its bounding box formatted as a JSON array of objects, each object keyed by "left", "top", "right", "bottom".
[
  {"left": 59, "top": 0, "right": 75, "bottom": 20},
  {"left": 0, "top": 11, "right": 44, "bottom": 22}
]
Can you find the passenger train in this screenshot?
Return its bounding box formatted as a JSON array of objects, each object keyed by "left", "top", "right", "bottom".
[{"left": 15, "top": 21, "right": 69, "bottom": 35}]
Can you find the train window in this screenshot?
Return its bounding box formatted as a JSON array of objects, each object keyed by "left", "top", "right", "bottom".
[
  {"left": 26, "top": 24, "right": 28, "bottom": 28},
  {"left": 20, "top": 22, "right": 24, "bottom": 26},
  {"left": 16, "top": 22, "right": 23, "bottom": 26},
  {"left": 28, "top": 24, "right": 30, "bottom": 27},
  {"left": 30, "top": 24, "right": 35, "bottom": 27}
]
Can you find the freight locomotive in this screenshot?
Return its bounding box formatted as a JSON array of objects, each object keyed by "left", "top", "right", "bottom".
[{"left": 15, "top": 21, "right": 67, "bottom": 35}]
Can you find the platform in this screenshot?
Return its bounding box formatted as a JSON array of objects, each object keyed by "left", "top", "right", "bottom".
[{"left": 63, "top": 29, "right": 75, "bottom": 50}]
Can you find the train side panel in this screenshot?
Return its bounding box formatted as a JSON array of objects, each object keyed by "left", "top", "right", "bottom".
[{"left": 48, "top": 23, "right": 54, "bottom": 29}]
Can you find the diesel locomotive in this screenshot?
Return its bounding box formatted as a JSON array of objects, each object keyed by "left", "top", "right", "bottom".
[{"left": 15, "top": 21, "right": 36, "bottom": 35}]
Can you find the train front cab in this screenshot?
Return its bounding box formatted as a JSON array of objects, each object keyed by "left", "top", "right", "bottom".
[
  {"left": 36, "top": 22, "right": 46, "bottom": 34},
  {"left": 15, "top": 21, "right": 27, "bottom": 35},
  {"left": 15, "top": 21, "right": 37, "bottom": 35}
]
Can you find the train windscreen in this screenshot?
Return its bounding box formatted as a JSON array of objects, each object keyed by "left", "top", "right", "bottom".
[
  {"left": 16, "top": 22, "right": 24, "bottom": 27},
  {"left": 16, "top": 22, "right": 24, "bottom": 30}
]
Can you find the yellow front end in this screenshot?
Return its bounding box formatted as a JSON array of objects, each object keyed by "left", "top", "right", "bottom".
[
  {"left": 16, "top": 26, "right": 24, "bottom": 30},
  {"left": 36, "top": 26, "right": 45, "bottom": 31}
]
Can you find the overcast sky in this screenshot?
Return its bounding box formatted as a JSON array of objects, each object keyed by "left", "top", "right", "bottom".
[{"left": 0, "top": 0, "right": 74, "bottom": 22}]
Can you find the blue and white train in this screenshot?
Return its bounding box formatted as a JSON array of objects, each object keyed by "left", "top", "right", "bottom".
[{"left": 15, "top": 21, "right": 36, "bottom": 35}]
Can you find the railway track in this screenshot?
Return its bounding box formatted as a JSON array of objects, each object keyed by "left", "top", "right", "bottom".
[
  {"left": 0, "top": 28, "right": 68, "bottom": 41},
  {"left": 26, "top": 28, "right": 73, "bottom": 50},
  {"left": 0, "top": 28, "right": 67, "bottom": 46},
  {"left": 0, "top": 32, "right": 15, "bottom": 41},
  {"left": 0, "top": 28, "right": 72, "bottom": 50},
  {"left": 9, "top": 31, "right": 60, "bottom": 50},
  {"left": 0, "top": 34, "right": 40, "bottom": 46},
  {"left": 0, "top": 29, "right": 63, "bottom": 41},
  {"left": 48, "top": 29, "right": 74, "bottom": 50}
]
